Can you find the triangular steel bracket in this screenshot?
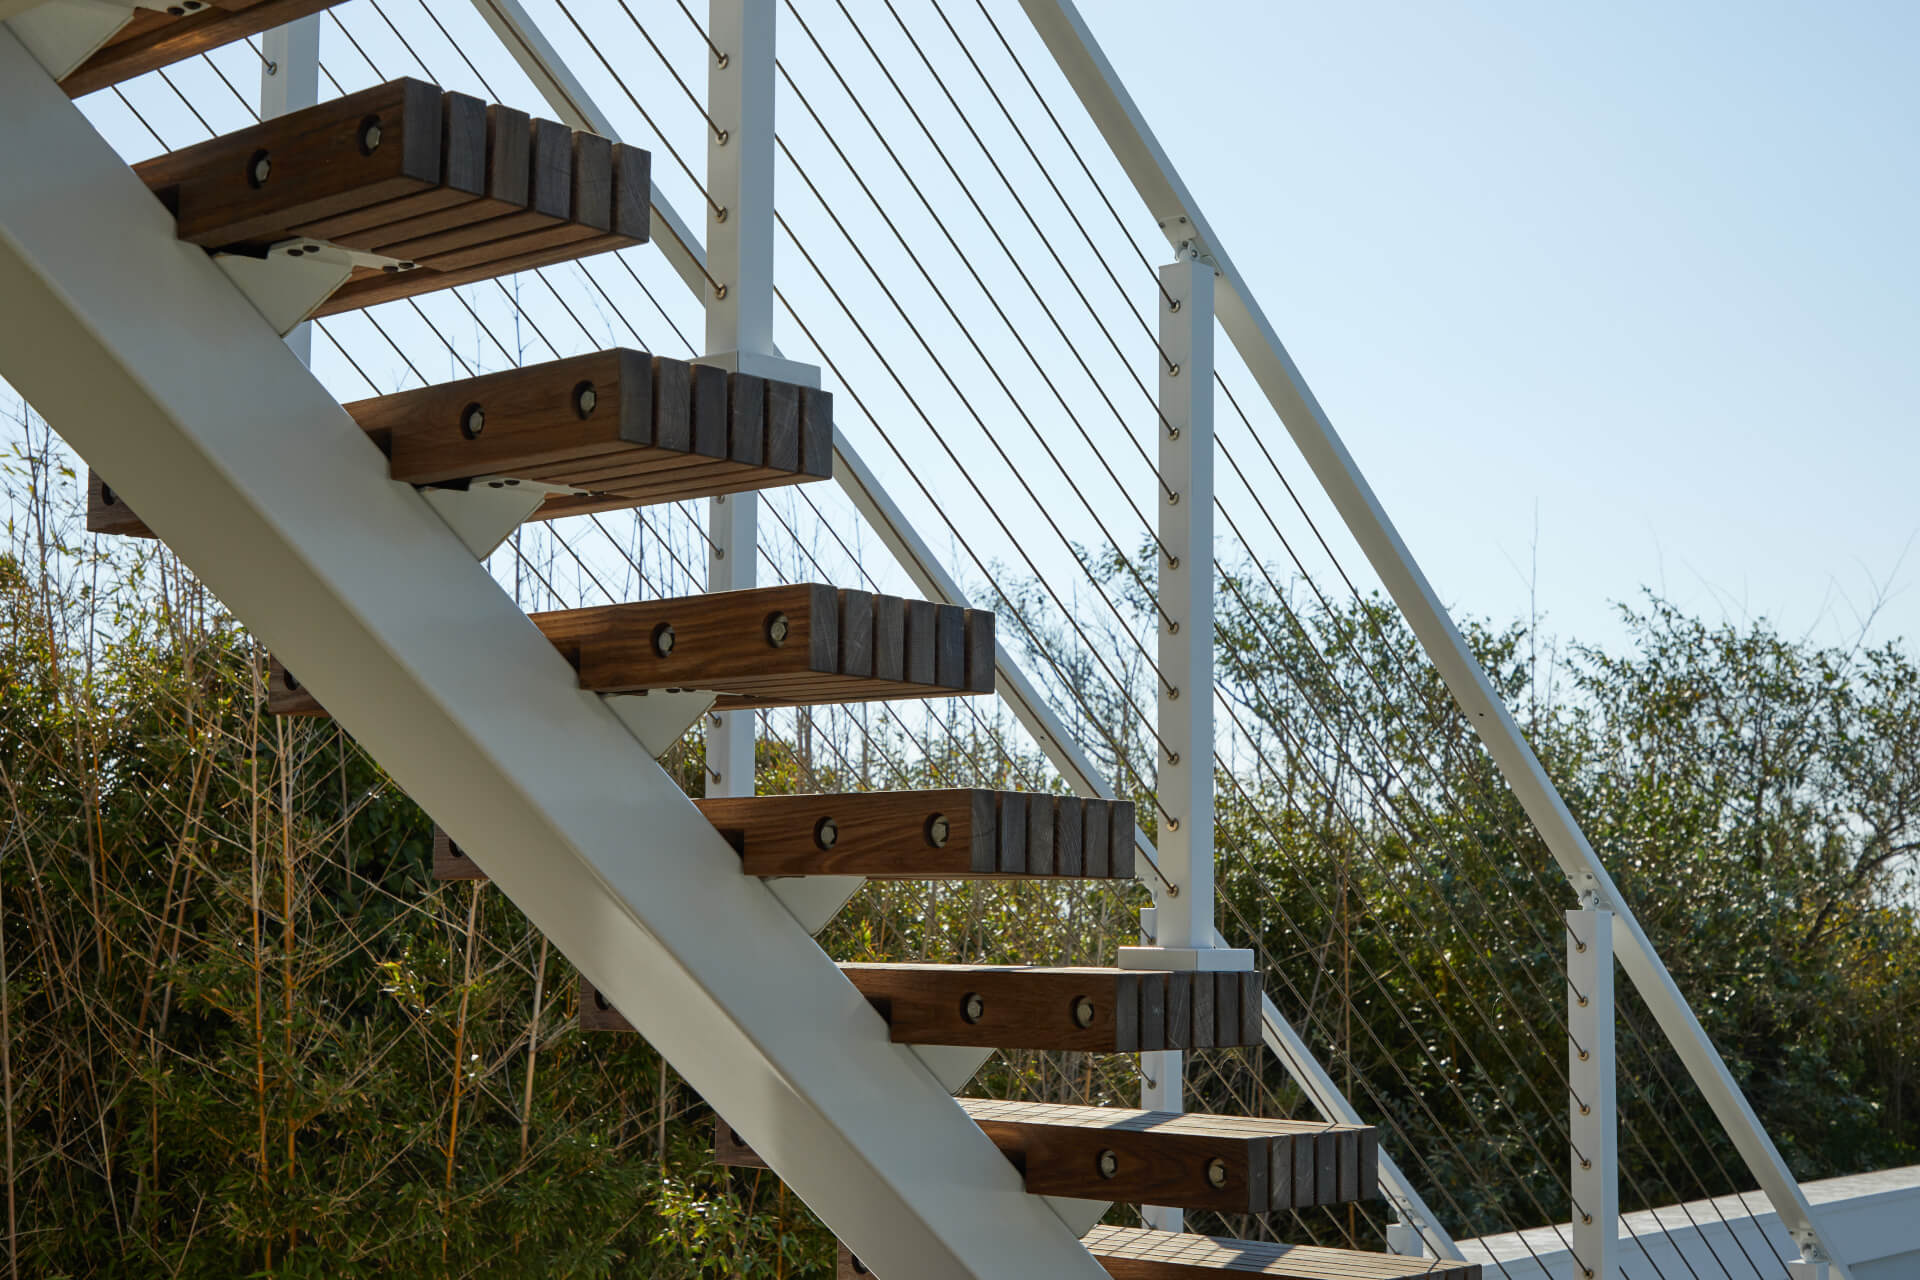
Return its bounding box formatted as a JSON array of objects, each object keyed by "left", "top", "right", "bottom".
[{"left": 215, "top": 238, "right": 420, "bottom": 337}]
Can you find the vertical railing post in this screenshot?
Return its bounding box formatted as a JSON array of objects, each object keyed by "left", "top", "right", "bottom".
[
  {"left": 701, "top": 0, "right": 776, "bottom": 799},
  {"left": 259, "top": 13, "right": 319, "bottom": 364},
  {"left": 1569, "top": 896, "right": 1618, "bottom": 1280},
  {"left": 1129, "top": 243, "right": 1251, "bottom": 1232}
]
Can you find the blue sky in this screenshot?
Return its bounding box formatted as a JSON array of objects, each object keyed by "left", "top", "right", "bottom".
[{"left": 1085, "top": 0, "right": 1920, "bottom": 651}]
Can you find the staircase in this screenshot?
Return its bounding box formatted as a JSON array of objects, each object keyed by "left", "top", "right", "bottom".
[{"left": 0, "top": 12, "right": 1480, "bottom": 1280}]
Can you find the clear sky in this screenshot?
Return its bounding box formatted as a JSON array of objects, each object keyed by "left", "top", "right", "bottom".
[{"left": 1082, "top": 0, "right": 1920, "bottom": 652}]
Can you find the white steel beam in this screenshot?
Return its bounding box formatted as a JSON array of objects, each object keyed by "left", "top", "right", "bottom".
[
  {"left": 700, "top": 0, "right": 775, "bottom": 806},
  {"left": 1569, "top": 906, "right": 1619, "bottom": 1280},
  {"left": 1015, "top": 3, "right": 1852, "bottom": 1273},
  {"left": 0, "top": 38, "right": 1106, "bottom": 1280},
  {"left": 259, "top": 12, "right": 319, "bottom": 365}
]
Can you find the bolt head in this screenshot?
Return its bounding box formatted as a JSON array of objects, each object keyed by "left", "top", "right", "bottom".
[
  {"left": 1071, "top": 996, "right": 1096, "bottom": 1028},
  {"left": 960, "top": 992, "right": 985, "bottom": 1024},
  {"left": 461, "top": 404, "right": 485, "bottom": 439},
  {"left": 925, "top": 813, "right": 949, "bottom": 848},
  {"left": 360, "top": 119, "right": 383, "bottom": 153},
  {"left": 651, "top": 622, "right": 676, "bottom": 658},
  {"left": 1096, "top": 1149, "right": 1119, "bottom": 1179},
  {"left": 765, "top": 612, "right": 790, "bottom": 647},
  {"left": 814, "top": 817, "right": 838, "bottom": 851},
  {"left": 574, "top": 382, "right": 598, "bottom": 417},
  {"left": 1206, "top": 1157, "right": 1228, "bottom": 1189},
  {"left": 248, "top": 150, "right": 272, "bottom": 187}
]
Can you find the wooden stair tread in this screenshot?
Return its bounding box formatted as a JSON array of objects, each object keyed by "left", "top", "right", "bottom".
[
  {"left": 578, "top": 967, "right": 1259, "bottom": 1053},
  {"left": 957, "top": 1099, "right": 1376, "bottom": 1211},
  {"left": 1084, "top": 1227, "right": 1479, "bottom": 1280},
  {"left": 133, "top": 79, "right": 647, "bottom": 316},
  {"left": 265, "top": 585, "right": 992, "bottom": 716},
  {"left": 87, "top": 350, "right": 830, "bottom": 538},
  {"left": 60, "top": 1, "right": 347, "bottom": 98},
  {"left": 839, "top": 964, "right": 1262, "bottom": 1053},
  {"left": 433, "top": 791, "right": 1134, "bottom": 882},
  {"left": 718, "top": 1099, "right": 1374, "bottom": 1213}
]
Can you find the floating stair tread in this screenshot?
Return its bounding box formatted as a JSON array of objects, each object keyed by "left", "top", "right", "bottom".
[
  {"left": 840, "top": 964, "right": 1262, "bottom": 1053},
  {"left": 265, "top": 585, "right": 993, "bottom": 716},
  {"left": 60, "top": 1, "right": 348, "bottom": 98},
  {"left": 715, "top": 1102, "right": 1370, "bottom": 1213},
  {"left": 86, "top": 349, "right": 830, "bottom": 538},
  {"left": 704, "top": 790, "right": 1134, "bottom": 880},
  {"left": 1084, "top": 1227, "right": 1479, "bottom": 1280},
  {"left": 957, "top": 1099, "right": 1376, "bottom": 1211},
  {"left": 577, "top": 966, "right": 1256, "bottom": 1054},
  {"left": 530, "top": 584, "right": 993, "bottom": 708},
  {"left": 132, "top": 79, "right": 646, "bottom": 316},
  {"left": 435, "top": 793, "right": 1132, "bottom": 881}
]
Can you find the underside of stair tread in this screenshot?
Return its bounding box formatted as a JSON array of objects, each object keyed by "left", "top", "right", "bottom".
[
  {"left": 434, "top": 790, "right": 1135, "bottom": 882},
  {"left": 58, "top": 0, "right": 346, "bottom": 97},
  {"left": 954, "top": 1098, "right": 1364, "bottom": 1142},
  {"left": 1084, "top": 1227, "right": 1479, "bottom": 1280},
  {"left": 265, "top": 584, "right": 994, "bottom": 716},
  {"left": 956, "top": 1099, "right": 1376, "bottom": 1211},
  {"left": 87, "top": 348, "right": 831, "bottom": 536},
  {"left": 839, "top": 963, "right": 1263, "bottom": 1052},
  {"left": 134, "top": 78, "right": 647, "bottom": 316}
]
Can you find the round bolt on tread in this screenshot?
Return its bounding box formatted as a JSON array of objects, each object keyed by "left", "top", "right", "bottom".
[
  {"left": 924, "top": 813, "right": 950, "bottom": 848},
  {"left": 460, "top": 403, "right": 485, "bottom": 439},
  {"left": 359, "top": 118, "right": 383, "bottom": 154},
  {"left": 960, "top": 992, "right": 985, "bottom": 1024},
  {"left": 1096, "top": 1149, "right": 1119, "bottom": 1179},
  {"left": 765, "top": 612, "right": 790, "bottom": 647},
  {"left": 1070, "top": 996, "right": 1096, "bottom": 1028},
  {"left": 813, "top": 817, "right": 838, "bottom": 851},
  {"left": 247, "top": 150, "right": 271, "bottom": 187},
  {"left": 1206, "top": 1157, "right": 1228, "bottom": 1189},
  {"left": 651, "top": 623, "right": 676, "bottom": 658},
  {"left": 573, "top": 382, "right": 598, "bottom": 418}
]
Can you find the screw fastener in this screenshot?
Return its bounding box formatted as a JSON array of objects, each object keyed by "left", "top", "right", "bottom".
[
  {"left": 1071, "top": 996, "right": 1096, "bottom": 1028},
  {"left": 925, "top": 814, "right": 950, "bottom": 848},
  {"left": 766, "top": 613, "right": 791, "bottom": 646},
  {"left": 651, "top": 623, "right": 676, "bottom": 658},
  {"left": 1206, "top": 1157, "right": 1228, "bottom": 1189},
  {"left": 574, "top": 382, "right": 598, "bottom": 418},
  {"left": 814, "top": 817, "right": 838, "bottom": 851},
  {"left": 248, "top": 151, "right": 272, "bottom": 187},
  {"left": 460, "top": 404, "right": 485, "bottom": 439},
  {"left": 1096, "top": 1149, "right": 1119, "bottom": 1180},
  {"left": 360, "top": 119, "right": 383, "bottom": 153},
  {"left": 960, "top": 992, "right": 985, "bottom": 1024}
]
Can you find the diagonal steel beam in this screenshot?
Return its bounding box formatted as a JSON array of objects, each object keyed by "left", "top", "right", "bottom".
[{"left": 0, "top": 33, "right": 1106, "bottom": 1280}]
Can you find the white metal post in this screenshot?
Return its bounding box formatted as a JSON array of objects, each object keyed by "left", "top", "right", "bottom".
[
  {"left": 1120, "top": 252, "right": 1246, "bottom": 973},
  {"left": 1569, "top": 905, "right": 1618, "bottom": 1280},
  {"left": 1135, "top": 249, "right": 1223, "bottom": 1234},
  {"left": 260, "top": 13, "right": 319, "bottom": 365},
  {"left": 701, "top": 0, "right": 776, "bottom": 800}
]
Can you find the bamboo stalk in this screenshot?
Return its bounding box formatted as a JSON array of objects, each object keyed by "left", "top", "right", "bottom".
[
  {"left": 443, "top": 881, "right": 483, "bottom": 1258},
  {"left": 519, "top": 934, "right": 549, "bottom": 1163}
]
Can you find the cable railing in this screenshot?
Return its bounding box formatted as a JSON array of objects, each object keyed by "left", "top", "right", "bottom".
[{"left": 42, "top": 3, "right": 1855, "bottom": 1278}]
